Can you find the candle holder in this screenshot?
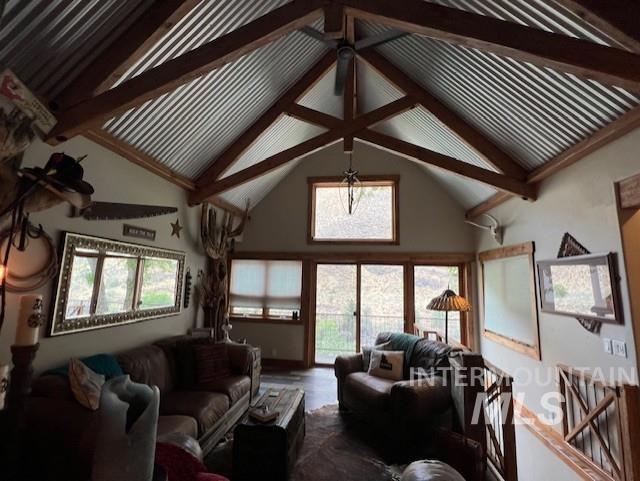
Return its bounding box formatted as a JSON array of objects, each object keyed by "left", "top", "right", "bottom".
[{"left": 0, "top": 343, "right": 40, "bottom": 481}]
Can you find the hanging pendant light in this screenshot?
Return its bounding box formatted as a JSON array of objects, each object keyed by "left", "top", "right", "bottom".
[{"left": 339, "top": 151, "right": 363, "bottom": 215}]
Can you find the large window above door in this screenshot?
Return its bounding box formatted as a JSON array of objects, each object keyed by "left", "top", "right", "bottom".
[{"left": 308, "top": 176, "right": 398, "bottom": 244}]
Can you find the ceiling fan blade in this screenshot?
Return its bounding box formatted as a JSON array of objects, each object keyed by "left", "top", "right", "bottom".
[
  {"left": 354, "top": 29, "right": 408, "bottom": 51},
  {"left": 334, "top": 47, "right": 353, "bottom": 96},
  {"left": 299, "top": 26, "right": 340, "bottom": 48}
]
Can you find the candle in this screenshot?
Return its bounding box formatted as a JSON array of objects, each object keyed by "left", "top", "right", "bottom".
[
  {"left": 15, "top": 295, "right": 44, "bottom": 346},
  {"left": 0, "top": 364, "right": 8, "bottom": 410}
]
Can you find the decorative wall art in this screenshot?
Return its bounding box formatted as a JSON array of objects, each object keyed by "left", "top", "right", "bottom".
[
  {"left": 123, "top": 224, "right": 156, "bottom": 242},
  {"left": 50, "top": 233, "right": 185, "bottom": 336}
]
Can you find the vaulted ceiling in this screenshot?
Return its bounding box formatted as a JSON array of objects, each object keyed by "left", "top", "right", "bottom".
[{"left": 2, "top": 0, "right": 639, "bottom": 217}]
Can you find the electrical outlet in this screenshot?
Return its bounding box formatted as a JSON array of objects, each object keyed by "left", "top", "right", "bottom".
[
  {"left": 612, "top": 340, "right": 627, "bottom": 358},
  {"left": 603, "top": 338, "right": 613, "bottom": 355}
]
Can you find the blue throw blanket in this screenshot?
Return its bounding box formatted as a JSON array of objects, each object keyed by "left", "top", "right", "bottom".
[{"left": 386, "top": 332, "right": 420, "bottom": 371}]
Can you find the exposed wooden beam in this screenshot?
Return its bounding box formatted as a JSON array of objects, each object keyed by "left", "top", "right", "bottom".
[
  {"left": 286, "top": 104, "right": 343, "bottom": 129},
  {"left": 323, "top": 3, "right": 345, "bottom": 40},
  {"left": 343, "top": 0, "right": 640, "bottom": 92},
  {"left": 84, "top": 129, "right": 244, "bottom": 216},
  {"left": 356, "top": 130, "right": 537, "bottom": 200},
  {"left": 527, "top": 105, "right": 640, "bottom": 184},
  {"left": 554, "top": 0, "right": 640, "bottom": 53},
  {"left": 191, "top": 96, "right": 418, "bottom": 202},
  {"left": 47, "top": 0, "right": 324, "bottom": 143},
  {"left": 343, "top": 58, "right": 356, "bottom": 152},
  {"left": 194, "top": 52, "right": 335, "bottom": 187},
  {"left": 466, "top": 105, "right": 640, "bottom": 218},
  {"left": 53, "top": 0, "right": 201, "bottom": 110},
  {"left": 358, "top": 49, "right": 527, "bottom": 180}
]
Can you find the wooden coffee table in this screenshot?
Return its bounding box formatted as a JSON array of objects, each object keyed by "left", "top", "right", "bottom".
[{"left": 232, "top": 387, "right": 305, "bottom": 481}]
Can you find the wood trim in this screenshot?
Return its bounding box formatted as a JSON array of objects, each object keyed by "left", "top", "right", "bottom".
[
  {"left": 552, "top": 0, "right": 640, "bottom": 54},
  {"left": 194, "top": 52, "right": 336, "bottom": 188},
  {"left": 618, "top": 384, "right": 640, "bottom": 480},
  {"left": 232, "top": 251, "right": 475, "bottom": 263},
  {"left": 466, "top": 106, "right": 640, "bottom": 218},
  {"left": 478, "top": 241, "right": 535, "bottom": 262},
  {"left": 619, "top": 172, "right": 640, "bottom": 209},
  {"left": 301, "top": 259, "right": 313, "bottom": 368},
  {"left": 52, "top": 0, "right": 200, "bottom": 110},
  {"left": 356, "top": 130, "right": 537, "bottom": 199},
  {"left": 307, "top": 261, "right": 318, "bottom": 367},
  {"left": 515, "top": 400, "right": 616, "bottom": 481},
  {"left": 307, "top": 175, "right": 400, "bottom": 245},
  {"left": 344, "top": 0, "right": 640, "bottom": 92},
  {"left": 47, "top": 1, "right": 325, "bottom": 142},
  {"left": 479, "top": 242, "right": 541, "bottom": 360},
  {"left": 357, "top": 49, "right": 527, "bottom": 180},
  {"left": 190, "top": 97, "right": 417, "bottom": 202},
  {"left": 286, "top": 104, "right": 343, "bottom": 129},
  {"left": 403, "top": 262, "right": 415, "bottom": 334},
  {"left": 83, "top": 129, "right": 244, "bottom": 216},
  {"left": 261, "top": 358, "right": 306, "bottom": 370}
]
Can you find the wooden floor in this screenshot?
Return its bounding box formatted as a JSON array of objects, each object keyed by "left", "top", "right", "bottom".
[{"left": 260, "top": 367, "right": 337, "bottom": 410}]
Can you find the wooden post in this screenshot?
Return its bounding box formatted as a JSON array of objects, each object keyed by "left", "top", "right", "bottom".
[{"left": 618, "top": 385, "right": 640, "bottom": 481}]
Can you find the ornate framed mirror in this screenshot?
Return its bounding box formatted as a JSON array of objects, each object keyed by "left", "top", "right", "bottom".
[{"left": 50, "top": 232, "right": 185, "bottom": 336}]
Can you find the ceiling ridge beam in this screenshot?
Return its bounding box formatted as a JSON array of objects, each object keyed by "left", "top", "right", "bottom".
[
  {"left": 358, "top": 49, "right": 528, "bottom": 181},
  {"left": 553, "top": 0, "right": 640, "bottom": 53},
  {"left": 343, "top": 15, "right": 357, "bottom": 153},
  {"left": 46, "top": 0, "right": 325, "bottom": 143},
  {"left": 194, "top": 51, "right": 336, "bottom": 187},
  {"left": 84, "top": 129, "right": 244, "bottom": 216},
  {"left": 465, "top": 104, "right": 640, "bottom": 218},
  {"left": 356, "top": 129, "right": 537, "bottom": 199},
  {"left": 190, "top": 95, "right": 418, "bottom": 202},
  {"left": 343, "top": 0, "right": 640, "bottom": 92},
  {"left": 53, "top": 0, "right": 201, "bottom": 110},
  {"left": 286, "top": 104, "right": 344, "bottom": 129}
]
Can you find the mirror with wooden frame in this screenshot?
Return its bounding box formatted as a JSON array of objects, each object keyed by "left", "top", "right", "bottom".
[
  {"left": 50, "top": 232, "right": 185, "bottom": 336},
  {"left": 479, "top": 242, "right": 541, "bottom": 360}
]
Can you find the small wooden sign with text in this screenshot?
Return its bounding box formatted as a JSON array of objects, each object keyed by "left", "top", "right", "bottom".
[{"left": 123, "top": 224, "right": 156, "bottom": 241}]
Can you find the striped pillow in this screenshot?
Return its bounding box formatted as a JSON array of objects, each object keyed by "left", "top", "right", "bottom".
[{"left": 193, "top": 344, "right": 231, "bottom": 390}]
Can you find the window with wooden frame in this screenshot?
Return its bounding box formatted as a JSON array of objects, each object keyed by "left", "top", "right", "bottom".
[
  {"left": 308, "top": 176, "right": 399, "bottom": 244},
  {"left": 229, "top": 259, "right": 303, "bottom": 321}
]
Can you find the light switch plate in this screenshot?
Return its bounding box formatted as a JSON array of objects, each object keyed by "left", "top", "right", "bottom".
[
  {"left": 603, "top": 338, "right": 613, "bottom": 355},
  {"left": 612, "top": 339, "right": 627, "bottom": 358}
]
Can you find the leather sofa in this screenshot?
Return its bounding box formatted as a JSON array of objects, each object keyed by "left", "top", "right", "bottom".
[
  {"left": 25, "top": 336, "right": 257, "bottom": 481},
  {"left": 334, "top": 332, "right": 455, "bottom": 459}
]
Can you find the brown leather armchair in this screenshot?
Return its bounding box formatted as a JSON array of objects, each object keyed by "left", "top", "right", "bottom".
[{"left": 334, "top": 332, "right": 454, "bottom": 459}]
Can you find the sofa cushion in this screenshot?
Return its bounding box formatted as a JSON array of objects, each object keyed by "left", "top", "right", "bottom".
[
  {"left": 411, "top": 338, "right": 453, "bottom": 374},
  {"left": 193, "top": 344, "right": 231, "bottom": 390},
  {"left": 32, "top": 374, "right": 74, "bottom": 400},
  {"left": 160, "top": 391, "right": 230, "bottom": 436},
  {"left": 344, "top": 372, "right": 395, "bottom": 413},
  {"left": 117, "top": 345, "right": 174, "bottom": 393},
  {"left": 45, "top": 354, "right": 124, "bottom": 380},
  {"left": 157, "top": 415, "right": 198, "bottom": 440},
  {"left": 198, "top": 375, "right": 250, "bottom": 405}
]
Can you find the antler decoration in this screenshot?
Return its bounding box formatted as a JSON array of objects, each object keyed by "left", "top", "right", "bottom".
[{"left": 200, "top": 200, "right": 250, "bottom": 259}]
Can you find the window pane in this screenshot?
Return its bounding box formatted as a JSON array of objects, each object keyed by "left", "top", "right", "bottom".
[
  {"left": 96, "top": 257, "right": 138, "bottom": 315},
  {"left": 414, "top": 266, "right": 461, "bottom": 342},
  {"left": 65, "top": 256, "right": 97, "bottom": 318},
  {"left": 229, "top": 260, "right": 266, "bottom": 308},
  {"left": 266, "top": 260, "right": 302, "bottom": 309},
  {"left": 360, "top": 264, "right": 404, "bottom": 347},
  {"left": 313, "top": 183, "right": 394, "bottom": 240},
  {"left": 139, "top": 258, "right": 178, "bottom": 310}
]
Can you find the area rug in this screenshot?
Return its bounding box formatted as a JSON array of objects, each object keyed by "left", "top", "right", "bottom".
[{"left": 206, "top": 404, "right": 402, "bottom": 481}]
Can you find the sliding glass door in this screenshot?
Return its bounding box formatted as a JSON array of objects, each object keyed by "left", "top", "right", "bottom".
[{"left": 314, "top": 263, "right": 405, "bottom": 364}]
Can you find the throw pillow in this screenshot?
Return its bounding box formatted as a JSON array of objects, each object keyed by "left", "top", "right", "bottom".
[
  {"left": 368, "top": 350, "right": 404, "bottom": 381},
  {"left": 193, "top": 344, "right": 231, "bottom": 390},
  {"left": 361, "top": 341, "right": 392, "bottom": 371},
  {"left": 68, "top": 358, "right": 105, "bottom": 410}
]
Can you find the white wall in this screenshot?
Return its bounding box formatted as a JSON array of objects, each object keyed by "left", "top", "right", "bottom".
[
  {"left": 234, "top": 141, "right": 476, "bottom": 360},
  {"left": 475, "top": 128, "right": 640, "bottom": 480},
  {"left": 0, "top": 136, "right": 208, "bottom": 372}
]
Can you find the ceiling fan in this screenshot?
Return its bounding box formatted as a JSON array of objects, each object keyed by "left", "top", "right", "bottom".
[{"left": 299, "top": 26, "right": 408, "bottom": 96}]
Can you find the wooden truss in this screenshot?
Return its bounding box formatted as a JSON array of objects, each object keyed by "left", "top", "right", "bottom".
[{"left": 44, "top": 0, "right": 640, "bottom": 214}]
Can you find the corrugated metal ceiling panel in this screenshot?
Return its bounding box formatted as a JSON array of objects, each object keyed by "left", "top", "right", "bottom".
[
  {"left": 0, "top": 0, "right": 153, "bottom": 99},
  {"left": 361, "top": 21, "right": 640, "bottom": 170},
  {"left": 104, "top": 29, "right": 328, "bottom": 179},
  {"left": 298, "top": 65, "right": 344, "bottom": 119}
]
